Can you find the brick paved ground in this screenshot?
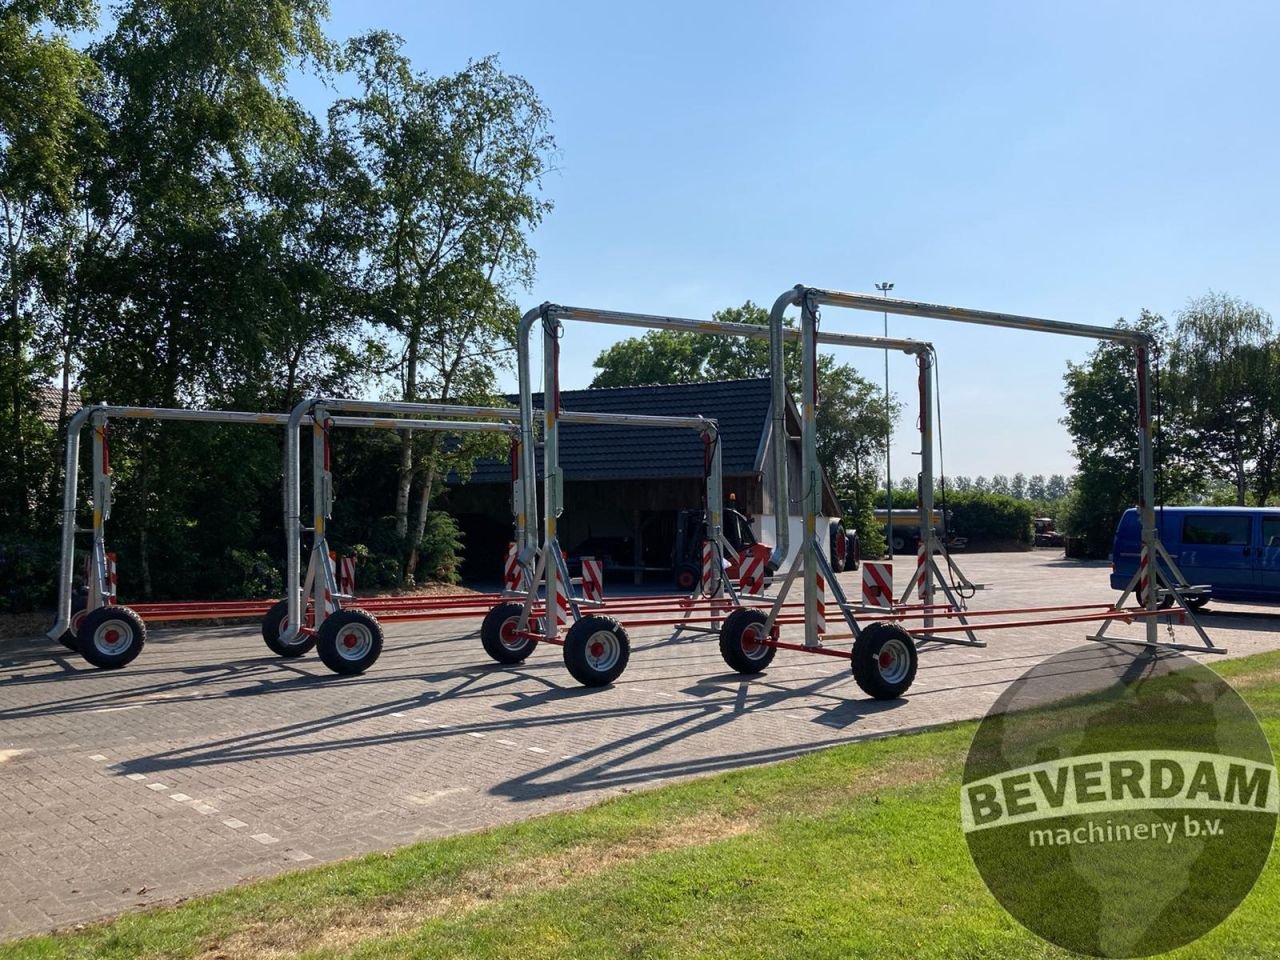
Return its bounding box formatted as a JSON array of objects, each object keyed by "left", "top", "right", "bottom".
[{"left": 1, "top": 551, "right": 1277, "bottom": 940}]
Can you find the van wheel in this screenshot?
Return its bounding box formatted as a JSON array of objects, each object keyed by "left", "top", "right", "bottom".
[
  {"left": 77, "top": 606, "right": 147, "bottom": 670},
  {"left": 851, "top": 622, "right": 918, "bottom": 700},
  {"left": 1184, "top": 594, "right": 1209, "bottom": 611},
  {"left": 261, "top": 598, "right": 318, "bottom": 657}
]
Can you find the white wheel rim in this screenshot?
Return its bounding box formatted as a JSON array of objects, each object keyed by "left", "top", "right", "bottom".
[
  {"left": 93, "top": 619, "right": 134, "bottom": 656},
  {"left": 335, "top": 623, "right": 374, "bottom": 661},
  {"left": 740, "top": 623, "right": 770, "bottom": 660},
  {"left": 584, "top": 630, "right": 621, "bottom": 672},
  {"left": 71, "top": 611, "right": 86, "bottom": 635},
  {"left": 499, "top": 616, "right": 532, "bottom": 651},
  {"left": 877, "top": 636, "right": 912, "bottom": 685}
]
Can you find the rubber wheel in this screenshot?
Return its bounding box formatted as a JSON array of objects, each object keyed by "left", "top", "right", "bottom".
[
  {"left": 1185, "top": 594, "right": 1210, "bottom": 611},
  {"left": 674, "top": 563, "right": 700, "bottom": 593},
  {"left": 261, "top": 598, "right": 318, "bottom": 657},
  {"left": 563, "top": 615, "right": 630, "bottom": 687},
  {"left": 830, "top": 522, "right": 847, "bottom": 573},
  {"left": 315, "top": 608, "right": 383, "bottom": 675},
  {"left": 77, "top": 606, "right": 146, "bottom": 670},
  {"left": 56, "top": 598, "right": 88, "bottom": 651},
  {"left": 891, "top": 536, "right": 906, "bottom": 555},
  {"left": 718, "top": 608, "right": 776, "bottom": 674},
  {"left": 851, "top": 621, "right": 918, "bottom": 700},
  {"left": 480, "top": 601, "right": 540, "bottom": 664},
  {"left": 847, "top": 532, "right": 861, "bottom": 572}
]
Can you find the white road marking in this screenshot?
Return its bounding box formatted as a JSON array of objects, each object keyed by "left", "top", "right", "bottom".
[
  {"left": 88, "top": 754, "right": 108, "bottom": 762},
  {"left": 251, "top": 833, "right": 279, "bottom": 845},
  {"left": 192, "top": 802, "right": 218, "bottom": 815},
  {"left": 89, "top": 704, "right": 144, "bottom": 714},
  {"left": 468, "top": 732, "right": 486, "bottom": 739},
  {"left": 223, "top": 818, "right": 248, "bottom": 829},
  {"left": 125, "top": 773, "right": 147, "bottom": 781},
  {"left": 146, "top": 783, "right": 169, "bottom": 792},
  {"left": 528, "top": 747, "right": 548, "bottom": 754},
  {"left": 169, "top": 793, "right": 192, "bottom": 802},
  {"left": 496, "top": 738, "right": 517, "bottom": 746}
]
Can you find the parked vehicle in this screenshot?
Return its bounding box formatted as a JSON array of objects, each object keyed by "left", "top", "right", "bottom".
[
  {"left": 672, "top": 507, "right": 778, "bottom": 590},
  {"left": 1033, "top": 517, "right": 1065, "bottom": 547},
  {"left": 873, "top": 508, "right": 967, "bottom": 555},
  {"left": 1110, "top": 506, "right": 1280, "bottom": 607}
]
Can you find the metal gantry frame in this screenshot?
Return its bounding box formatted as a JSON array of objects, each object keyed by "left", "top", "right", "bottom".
[
  {"left": 775, "top": 284, "right": 1219, "bottom": 654},
  {"left": 279, "top": 396, "right": 732, "bottom": 675},
  {"left": 502, "top": 302, "right": 976, "bottom": 697},
  {"left": 760, "top": 286, "right": 979, "bottom": 651},
  {"left": 47, "top": 404, "right": 327, "bottom": 648}
]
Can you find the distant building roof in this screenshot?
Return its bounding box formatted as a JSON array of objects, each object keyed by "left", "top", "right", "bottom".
[
  {"left": 466, "top": 378, "right": 774, "bottom": 484},
  {"left": 35, "top": 384, "right": 80, "bottom": 427}
]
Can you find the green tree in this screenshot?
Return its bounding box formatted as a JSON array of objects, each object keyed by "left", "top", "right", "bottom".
[
  {"left": 1168, "top": 292, "right": 1277, "bottom": 505},
  {"left": 1027, "top": 473, "right": 1046, "bottom": 501},
  {"left": 335, "top": 32, "right": 554, "bottom": 582},
  {"left": 1060, "top": 312, "right": 1175, "bottom": 556},
  {"left": 0, "top": 0, "right": 97, "bottom": 527}
]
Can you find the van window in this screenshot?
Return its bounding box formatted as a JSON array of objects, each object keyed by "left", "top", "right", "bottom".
[
  {"left": 1264, "top": 518, "right": 1280, "bottom": 549},
  {"left": 1183, "top": 514, "right": 1251, "bottom": 546}
]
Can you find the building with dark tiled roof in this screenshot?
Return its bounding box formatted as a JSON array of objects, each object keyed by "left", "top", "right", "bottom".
[{"left": 446, "top": 378, "right": 840, "bottom": 582}]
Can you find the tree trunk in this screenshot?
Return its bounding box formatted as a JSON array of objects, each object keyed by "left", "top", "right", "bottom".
[
  {"left": 394, "top": 325, "right": 419, "bottom": 546},
  {"left": 405, "top": 436, "right": 442, "bottom": 580}
]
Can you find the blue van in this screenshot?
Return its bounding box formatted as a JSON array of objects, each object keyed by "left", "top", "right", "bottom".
[{"left": 1111, "top": 507, "right": 1280, "bottom": 607}]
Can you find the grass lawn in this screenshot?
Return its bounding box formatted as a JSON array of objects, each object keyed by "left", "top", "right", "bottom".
[{"left": 6, "top": 651, "right": 1280, "bottom": 960}]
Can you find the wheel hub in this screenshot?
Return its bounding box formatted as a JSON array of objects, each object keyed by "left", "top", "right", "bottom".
[
  {"left": 590, "top": 641, "right": 605, "bottom": 657},
  {"left": 342, "top": 633, "right": 358, "bottom": 649}
]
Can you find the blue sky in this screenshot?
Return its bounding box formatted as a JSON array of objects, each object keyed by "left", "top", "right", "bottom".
[{"left": 306, "top": 1, "right": 1279, "bottom": 482}]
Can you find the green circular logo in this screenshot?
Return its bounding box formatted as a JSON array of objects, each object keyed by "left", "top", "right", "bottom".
[{"left": 963, "top": 646, "right": 1276, "bottom": 957}]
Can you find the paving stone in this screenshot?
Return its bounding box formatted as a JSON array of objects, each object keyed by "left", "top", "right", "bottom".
[{"left": 0, "top": 553, "right": 1273, "bottom": 942}]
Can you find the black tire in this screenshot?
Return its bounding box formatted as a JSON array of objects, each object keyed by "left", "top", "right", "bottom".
[
  {"left": 77, "top": 606, "right": 146, "bottom": 670},
  {"left": 890, "top": 535, "right": 906, "bottom": 555},
  {"left": 1185, "top": 594, "right": 1210, "bottom": 611},
  {"left": 851, "top": 621, "right": 918, "bottom": 700},
  {"left": 56, "top": 597, "right": 88, "bottom": 651},
  {"left": 673, "top": 563, "right": 700, "bottom": 593},
  {"left": 847, "top": 532, "right": 861, "bottom": 572},
  {"left": 315, "top": 608, "right": 383, "bottom": 675},
  {"left": 830, "top": 522, "right": 847, "bottom": 573},
  {"left": 261, "top": 597, "right": 318, "bottom": 657},
  {"left": 718, "top": 608, "right": 776, "bottom": 674},
  {"left": 480, "top": 601, "right": 540, "bottom": 664},
  {"left": 562, "top": 615, "right": 630, "bottom": 687}
]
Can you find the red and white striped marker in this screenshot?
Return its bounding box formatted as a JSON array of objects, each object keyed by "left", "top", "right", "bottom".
[
  {"left": 502, "top": 542, "right": 521, "bottom": 591},
  {"left": 106, "top": 552, "right": 117, "bottom": 603},
  {"left": 815, "top": 570, "right": 826, "bottom": 634},
  {"left": 555, "top": 588, "right": 572, "bottom": 626},
  {"left": 1137, "top": 548, "right": 1151, "bottom": 607},
  {"left": 339, "top": 556, "right": 356, "bottom": 596},
  {"left": 700, "top": 541, "right": 714, "bottom": 595},
  {"left": 916, "top": 542, "right": 927, "bottom": 600},
  {"left": 738, "top": 543, "right": 770, "bottom": 596},
  {"left": 862, "top": 561, "right": 893, "bottom": 608},
  {"left": 581, "top": 557, "right": 603, "bottom": 602}
]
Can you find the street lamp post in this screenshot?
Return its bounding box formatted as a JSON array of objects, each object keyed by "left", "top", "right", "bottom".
[{"left": 875, "top": 281, "right": 894, "bottom": 557}]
